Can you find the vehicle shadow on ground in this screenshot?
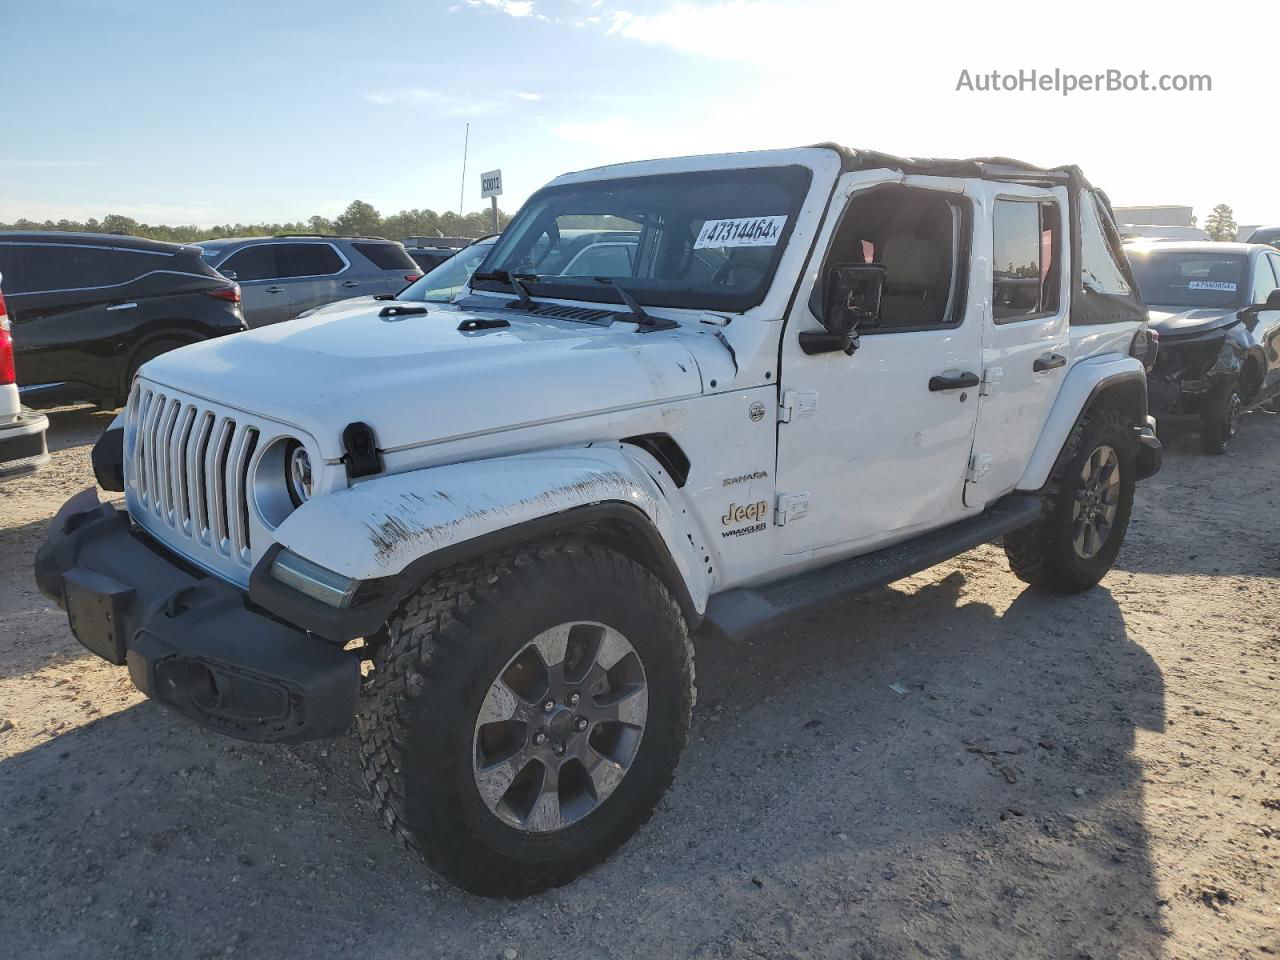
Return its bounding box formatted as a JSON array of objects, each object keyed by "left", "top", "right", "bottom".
[
  {"left": 0, "top": 567, "right": 1168, "bottom": 960},
  {"left": 1114, "top": 411, "right": 1280, "bottom": 579}
]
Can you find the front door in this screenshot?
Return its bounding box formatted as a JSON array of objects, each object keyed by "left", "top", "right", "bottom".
[
  {"left": 963, "top": 183, "right": 1070, "bottom": 507},
  {"left": 216, "top": 243, "right": 294, "bottom": 328},
  {"left": 774, "top": 173, "right": 984, "bottom": 559}
]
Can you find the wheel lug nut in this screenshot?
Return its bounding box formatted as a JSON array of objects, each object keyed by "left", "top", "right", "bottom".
[
  {"left": 575, "top": 717, "right": 588, "bottom": 732},
  {"left": 542, "top": 699, "right": 555, "bottom": 712},
  {"left": 567, "top": 692, "right": 580, "bottom": 706},
  {"left": 533, "top": 731, "right": 547, "bottom": 746},
  {"left": 553, "top": 743, "right": 565, "bottom": 757}
]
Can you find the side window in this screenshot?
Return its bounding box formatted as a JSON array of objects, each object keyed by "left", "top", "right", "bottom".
[
  {"left": 813, "top": 184, "right": 963, "bottom": 332},
  {"left": 992, "top": 199, "right": 1061, "bottom": 322},
  {"left": 0, "top": 245, "right": 26, "bottom": 294},
  {"left": 1251, "top": 255, "right": 1279, "bottom": 304},
  {"left": 218, "top": 244, "right": 283, "bottom": 282},
  {"left": 281, "top": 243, "right": 344, "bottom": 278},
  {"left": 560, "top": 243, "right": 636, "bottom": 277},
  {"left": 352, "top": 242, "right": 417, "bottom": 271},
  {"left": 1268, "top": 255, "right": 1280, "bottom": 294},
  {"left": 1079, "top": 193, "right": 1133, "bottom": 296},
  {"left": 17, "top": 244, "right": 120, "bottom": 293}
]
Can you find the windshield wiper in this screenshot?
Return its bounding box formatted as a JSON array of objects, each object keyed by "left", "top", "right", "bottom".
[
  {"left": 473, "top": 269, "right": 538, "bottom": 309},
  {"left": 591, "top": 277, "right": 678, "bottom": 331}
]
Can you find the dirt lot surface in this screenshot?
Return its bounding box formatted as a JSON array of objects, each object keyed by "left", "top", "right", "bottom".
[{"left": 2, "top": 406, "right": 1277, "bottom": 960}]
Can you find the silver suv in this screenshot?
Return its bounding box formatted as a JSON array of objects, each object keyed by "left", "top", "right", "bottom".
[{"left": 196, "top": 235, "right": 422, "bottom": 327}]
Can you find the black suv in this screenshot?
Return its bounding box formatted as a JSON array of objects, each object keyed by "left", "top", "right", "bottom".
[{"left": 0, "top": 232, "right": 245, "bottom": 408}]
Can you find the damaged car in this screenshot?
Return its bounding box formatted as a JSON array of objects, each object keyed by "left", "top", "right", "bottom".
[
  {"left": 1127, "top": 241, "right": 1280, "bottom": 453},
  {"left": 36, "top": 144, "right": 1161, "bottom": 897}
]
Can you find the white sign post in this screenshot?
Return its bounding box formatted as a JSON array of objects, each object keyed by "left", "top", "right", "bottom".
[{"left": 480, "top": 169, "right": 503, "bottom": 233}]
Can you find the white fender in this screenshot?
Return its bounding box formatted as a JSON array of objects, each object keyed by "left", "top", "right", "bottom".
[
  {"left": 1016, "top": 355, "right": 1146, "bottom": 491},
  {"left": 272, "top": 444, "right": 711, "bottom": 614}
]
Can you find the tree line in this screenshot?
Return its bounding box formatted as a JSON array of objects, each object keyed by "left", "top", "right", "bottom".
[{"left": 0, "top": 200, "right": 512, "bottom": 245}]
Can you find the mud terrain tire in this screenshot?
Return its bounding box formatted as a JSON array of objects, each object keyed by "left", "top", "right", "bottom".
[
  {"left": 1004, "top": 405, "right": 1136, "bottom": 594},
  {"left": 356, "top": 540, "right": 694, "bottom": 898}
]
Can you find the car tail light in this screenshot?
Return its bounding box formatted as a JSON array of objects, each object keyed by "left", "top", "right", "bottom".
[
  {"left": 206, "top": 283, "right": 241, "bottom": 303},
  {"left": 404, "top": 273, "right": 423, "bottom": 282},
  {"left": 1130, "top": 327, "right": 1159, "bottom": 372},
  {"left": 0, "top": 291, "right": 14, "bottom": 385}
]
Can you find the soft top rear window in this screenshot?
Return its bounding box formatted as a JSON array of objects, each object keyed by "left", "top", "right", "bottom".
[{"left": 473, "top": 165, "right": 813, "bottom": 312}]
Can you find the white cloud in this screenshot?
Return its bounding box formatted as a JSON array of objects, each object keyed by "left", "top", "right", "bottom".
[
  {"left": 467, "top": 0, "right": 536, "bottom": 17},
  {"left": 516, "top": 91, "right": 542, "bottom": 101}
]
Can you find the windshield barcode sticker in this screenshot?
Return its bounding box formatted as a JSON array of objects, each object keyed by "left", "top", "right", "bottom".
[
  {"left": 1189, "top": 280, "right": 1236, "bottom": 291},
  {"left": 695, "top": 216, "right": 788, "bottom": 249}
]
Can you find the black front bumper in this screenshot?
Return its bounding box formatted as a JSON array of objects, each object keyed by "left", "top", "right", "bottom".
[
  {"left": 34, "top": 491, "right": 359, "bottom": 743},
  {"left": 1135, "top": 418, "right": 1162, "bottom": 481}
]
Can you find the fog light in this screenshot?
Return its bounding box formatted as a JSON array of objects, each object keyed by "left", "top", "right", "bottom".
[{"left": 271, "top": 549, "right": 357, "bottom": 608}]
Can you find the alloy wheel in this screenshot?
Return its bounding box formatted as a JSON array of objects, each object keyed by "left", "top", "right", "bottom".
[
  {"left": 472, "top": 621, "right": 648, "bottom": 833},
  {"left": 1072, "top": 444, "right": 1121, "bottom": 560}
]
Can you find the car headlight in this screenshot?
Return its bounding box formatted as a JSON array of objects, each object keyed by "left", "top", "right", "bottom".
[
  {"left": 270, "top": 549, "right": 358, "bottom": 608},
  {"left": 285, "top": 440, "right": 313, "bottom": 507}
]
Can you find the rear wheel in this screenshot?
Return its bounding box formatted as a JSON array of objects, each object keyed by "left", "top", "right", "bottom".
[
  {"left": 356, "top": 540, "right": 694, "bottom": 898},
  {"left": 120, "top": 338, "right": 191, "bottom": 404},
  {"left": 1004, "top": 406, "right": 1136, "bottom": 594},
  {"left": 1200, "top": 377, "right": 1242, "bottom": 454}
]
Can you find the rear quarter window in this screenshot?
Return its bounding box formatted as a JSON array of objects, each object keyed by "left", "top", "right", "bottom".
[{"left": 353, "top": 242, "right": 417, "bottom": 271}]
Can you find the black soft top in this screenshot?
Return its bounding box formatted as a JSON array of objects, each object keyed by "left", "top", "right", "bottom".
[{"left": 815, "top": 144, "right": 1145, "bottom": 327}]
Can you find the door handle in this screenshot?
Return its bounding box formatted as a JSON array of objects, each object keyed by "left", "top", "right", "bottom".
[
  {"left": 106, "top": 302, "right": 137, "bottom": 312},
  {"left": 264, "top": 286, "right": 285, "bottom": 294},
  {"left": 928, "top": 371, "right": 980, "bottom": 392},
  {"left": 1034, "top": 352, "right": 1067, "bottom": 373},
  {"left": 341, "top": 280, "right": 360, "bottom": 288}
]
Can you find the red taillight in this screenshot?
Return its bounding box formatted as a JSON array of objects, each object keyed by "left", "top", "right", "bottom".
[
  {"left": 0, "top": 311, "right": 14, "bottom": 386},
  {"left": 1131, "top": 327, "right": 1159, "bottom": 372},
  {"left": 207, "top": 283, "right": 241, "bottom": 304},
  {"left": 404, "top": 273, "right": 423, "bottom": 282}
]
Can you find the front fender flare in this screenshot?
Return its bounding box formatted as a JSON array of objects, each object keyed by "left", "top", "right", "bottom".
[
  {"left": 258, "top": 446, "right": 710, "bottom": 638},
  {"left": 1017, "top": 356, "right": 1147, "bottom": 491}
]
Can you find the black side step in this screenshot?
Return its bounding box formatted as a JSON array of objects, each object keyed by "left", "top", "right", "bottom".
[{"left": 702, "top": 494, "right": 1043, "bottom": 641}]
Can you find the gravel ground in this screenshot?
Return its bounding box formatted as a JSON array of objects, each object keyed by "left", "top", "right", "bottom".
[{"left": 1, "top": 405, "right": 1277, "bottom": 960}]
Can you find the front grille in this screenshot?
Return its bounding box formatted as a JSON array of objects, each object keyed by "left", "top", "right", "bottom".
[{"left": 125, "top": 383, "right": 263, "bottom": 571}]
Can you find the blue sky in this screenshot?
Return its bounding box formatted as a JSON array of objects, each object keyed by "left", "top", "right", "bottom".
[{"left": 2, "top": 0, "right": 1275, "bottom": 229}]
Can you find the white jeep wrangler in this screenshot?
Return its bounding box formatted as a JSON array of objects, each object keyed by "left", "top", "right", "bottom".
[{"left": 37, "top": 144, "right": 1161, "bottom": 897}]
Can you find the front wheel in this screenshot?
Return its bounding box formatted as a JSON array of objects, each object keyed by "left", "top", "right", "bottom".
[
  {"left": 356, "top": 540, "right": 694, "bottom": 898},
  {"left": 1200, "top": 377, "right": 1242, "bottom": 454},
  {"left": 1004, "top": 406, "right": 1136, "bottom": 594}
]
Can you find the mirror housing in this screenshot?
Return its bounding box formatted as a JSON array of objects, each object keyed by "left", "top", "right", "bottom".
[
  {"left": 220, "top": 270, "right": 238, "bottom": 281},
  {"left": 802, "top": 263, "right": 886, "bottom": 355},
  {"left": 1239, "top": 286, "right": 1280, "bottom": 323}
]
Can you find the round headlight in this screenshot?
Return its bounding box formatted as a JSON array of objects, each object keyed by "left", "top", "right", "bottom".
[{"left": 285, "top": 441, "right": 313, "bottom": 507}]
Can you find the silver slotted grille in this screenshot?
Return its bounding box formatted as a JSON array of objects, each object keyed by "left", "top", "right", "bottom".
[{"left": 124, "top": 380, "right": 285, "bottom": 584}]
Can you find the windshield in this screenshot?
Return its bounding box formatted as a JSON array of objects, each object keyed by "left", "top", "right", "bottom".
[
  {"left": 1127, "top": 250, "right": 1248, "bottom": 309},
  {"left": 400, "top": 239, "right": 497, "bottom": 302},
  {"left": 472, "top": 165, "right": 812, "bottom": 312}
]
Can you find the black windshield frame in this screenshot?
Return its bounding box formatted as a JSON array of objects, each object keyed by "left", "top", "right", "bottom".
[{"left": 471, "top": 165, "right": 813, "bottom": 313}]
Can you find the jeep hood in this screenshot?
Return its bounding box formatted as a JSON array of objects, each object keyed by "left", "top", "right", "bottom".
[
  {"left": 140, "top": 300, "right": 707, "bottom": 459},
  {"left": 1147, "top": 306, "right": 1239, "bottom": 338}
]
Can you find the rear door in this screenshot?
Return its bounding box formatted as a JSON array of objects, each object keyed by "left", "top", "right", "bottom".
[
  {"left": 217, "top": 243, "right": 292, "bottom": 327},
  {"left": 963, "top": 184, "right": 1070, "bottom": 507},
  {"left": 278, "top": 242, "right": 348, "bottom": 316},
  {"left": 3, "top": 241, "right": 133, "bottom": 394}
]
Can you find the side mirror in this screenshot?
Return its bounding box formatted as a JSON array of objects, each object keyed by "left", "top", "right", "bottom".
[
  {"left": 1239, "top": 287, "right": 1280, "bottom": 322},
  {"left": 220, "top": 270, "right": 238, "bottom": 281},
  {"left": 802, "top": 263, "right": 887, "bottom": 355}
]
